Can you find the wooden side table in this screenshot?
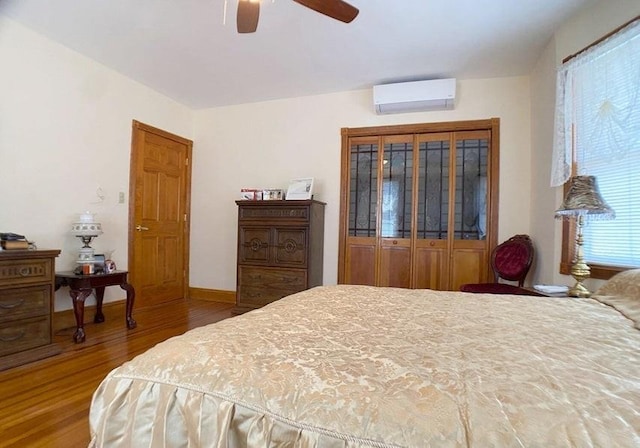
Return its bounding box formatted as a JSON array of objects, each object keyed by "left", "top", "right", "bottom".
[{"left": 55, "top": 271, "right": 136, "bottom": 343}]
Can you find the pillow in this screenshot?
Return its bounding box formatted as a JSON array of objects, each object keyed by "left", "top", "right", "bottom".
[{"left": 593, "top": 269, "right": 640, "bottom": 329}]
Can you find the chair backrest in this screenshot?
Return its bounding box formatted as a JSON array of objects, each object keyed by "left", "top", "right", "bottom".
[{"left": 491, "top": 234, "right": 534, "bottom": 287}]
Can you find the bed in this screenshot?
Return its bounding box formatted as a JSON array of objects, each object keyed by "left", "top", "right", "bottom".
[{"left": 89, "top": 273, "right": 640, "bottom": 447}]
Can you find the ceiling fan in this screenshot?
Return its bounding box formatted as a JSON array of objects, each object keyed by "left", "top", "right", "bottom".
[{"left": 236, "top": 0, "right": 359, "bottom": 33}]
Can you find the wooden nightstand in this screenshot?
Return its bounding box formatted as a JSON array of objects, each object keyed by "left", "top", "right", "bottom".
[{"left": 55, "top": 270, "right": 136, "bottom": 343}]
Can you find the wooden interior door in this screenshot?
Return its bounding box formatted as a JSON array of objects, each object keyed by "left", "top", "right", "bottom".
[{"left": 129, "top": 121, "right": 192, "bottom": 307}]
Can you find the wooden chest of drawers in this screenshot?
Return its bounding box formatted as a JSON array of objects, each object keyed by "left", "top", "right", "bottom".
[
  {"left": 0, "top": 249, "right": 61, "bottom": 370},
  {"left": 233, "top": 200, "right": 325, "bottom": 314}
]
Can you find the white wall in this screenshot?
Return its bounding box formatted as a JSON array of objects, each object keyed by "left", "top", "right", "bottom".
[
  {"left": 529, "top": 0, "right": 640, "bottom": 288},
  {"left": 529, "top": 32, "right": 561, "bottom": 285},
  {"left": 7, "top": 0, "right": 630, "bottom": 304},
  {"left": 555, "top": 0, "right": 640, "bottom": 67},
  {"left": 0, "top": 17, "right": 194, "bottom": 310},
  {"left": 190, "top": 76, "right": 532, "bottom": 291}
]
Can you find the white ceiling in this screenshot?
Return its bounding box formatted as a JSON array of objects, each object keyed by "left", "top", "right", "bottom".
[{"left": 0, "top": 0, "right": 597, "bottom": 110}]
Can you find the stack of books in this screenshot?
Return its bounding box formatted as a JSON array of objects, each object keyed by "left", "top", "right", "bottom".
[{"left": 0, "top": 233, "right": 30, "bottom": 250}]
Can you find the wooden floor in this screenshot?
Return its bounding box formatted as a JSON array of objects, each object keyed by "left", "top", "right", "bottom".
[{"left": 0, "top": 299, "right": 234, "bottom": 448}]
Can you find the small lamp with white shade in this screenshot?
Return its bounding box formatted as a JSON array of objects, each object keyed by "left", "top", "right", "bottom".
[{"left": 70, "top": 211, "right": 103, "bottom": 274}]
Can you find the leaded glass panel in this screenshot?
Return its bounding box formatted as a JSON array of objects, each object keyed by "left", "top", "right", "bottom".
[
  {"left": 417, "top": 140, "right": 450, "bottom": 239},
  {"left": 349, "top": 143, "right": 378, "bottom": 237},
  {"left": 454, "top": 138, "right": 488, "bottom": 240},
  {"left": 381, "top": 141, "right": 413, "bottom": 238}
]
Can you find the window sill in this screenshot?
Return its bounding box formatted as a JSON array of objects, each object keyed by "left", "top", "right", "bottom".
[{"left": 560, "top": 262, "right": 637, "bottom": 280}]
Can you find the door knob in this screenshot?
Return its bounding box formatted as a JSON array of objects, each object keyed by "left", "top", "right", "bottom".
[{"left": 135, "top": 225, "right": 150, "bottom": 231}]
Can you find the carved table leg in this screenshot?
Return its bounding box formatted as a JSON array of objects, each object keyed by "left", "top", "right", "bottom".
[
  {"left": 94, "top": 286, "right": 106, "bottom": 323},
  {"left": 120, "top": 282, "right": 137, "bottom": 329},
  {"left": 69, "top": 288, "right": 92, "bottom": 343}
]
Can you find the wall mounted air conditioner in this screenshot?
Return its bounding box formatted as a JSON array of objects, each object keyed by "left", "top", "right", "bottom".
[{"left": 373, "top": 78, "right": 456, "bottom": 114}]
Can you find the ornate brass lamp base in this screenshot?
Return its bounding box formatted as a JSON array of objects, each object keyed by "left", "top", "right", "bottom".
[
  {"left": 568, "top": 215, "right": 591, "bottom": 298},
  {"left": 568, "top": 279, "right": 591, "bottom": 298}
]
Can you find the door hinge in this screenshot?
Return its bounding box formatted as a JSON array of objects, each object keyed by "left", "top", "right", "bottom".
[
  {"left": 184, "top": 213, "right": 187, "bottom": 222},
  {"left": 185, "top": 158, "right": 189, "bottom": 166}
]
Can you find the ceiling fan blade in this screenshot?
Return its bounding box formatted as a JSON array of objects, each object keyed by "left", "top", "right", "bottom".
[
  {"left": 237, "top": 0, "right": 260, "bottom": 33},
  {"left": 293, "top": 0, "right": 359, "bottom": 23}
]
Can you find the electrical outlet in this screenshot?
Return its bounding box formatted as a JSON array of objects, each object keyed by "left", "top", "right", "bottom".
[{"left": 118, "top": 192, "right": 125, "bottom": 204}]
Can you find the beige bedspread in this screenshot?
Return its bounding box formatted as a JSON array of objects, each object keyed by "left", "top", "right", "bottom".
[{"left": 89, "top": 285, "right": 640, "bottom": 447}]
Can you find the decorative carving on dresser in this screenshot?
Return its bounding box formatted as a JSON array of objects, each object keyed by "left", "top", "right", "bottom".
[
  {"left": 0, "top": 249, "right": 61, "bottom": 371},
  {"left": 233, "top": 200, "right": 325, "bottom": 314}
]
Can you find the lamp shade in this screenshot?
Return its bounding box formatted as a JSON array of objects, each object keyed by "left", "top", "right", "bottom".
[
  {"left": 555, "top": 175, "right": 615, "bottom": 219},
  {"left": 70, "top": 211, "right": 103, "bottom": 237}
]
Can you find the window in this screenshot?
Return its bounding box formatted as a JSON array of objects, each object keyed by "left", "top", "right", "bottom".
[{"left": 553, "top": 17, "right": 640, "bottom": 276}]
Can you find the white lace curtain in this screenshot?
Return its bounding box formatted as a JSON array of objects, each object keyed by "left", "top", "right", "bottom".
[{"left": 551, "top": 18, "right": 640, "bottom": 187}]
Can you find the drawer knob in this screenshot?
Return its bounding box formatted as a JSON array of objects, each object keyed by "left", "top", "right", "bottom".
[
  {"left": 0, "top": 330, "right": 25, "bottom": 342},
  {"left": 0, "top": 299, "right": 25, "bottom": 309},
  {"left": 283, "top": 240, "right": 299, "bottom": 253},
  {"left": 249, "top": 239, "right": 267, "bottom": 252},
  {"left": 19, "top": 267, "right": 30, "bottom": 276}
]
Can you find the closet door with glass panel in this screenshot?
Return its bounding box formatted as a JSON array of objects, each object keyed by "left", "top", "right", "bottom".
[
  {"left": 343, "top": 137, "right": 378, "bottom": 285},
  {"left": 449, "top": 130, "right": 491, "bottom": 290},
  {"left": 379, "top": 135, "right": 413, "bottom": 287},
  {"left": 339, "top": 119, "right": 499, "bottom": 291},
  {"left": 413, "top": 133, "right": 451, "bottom": 290}
]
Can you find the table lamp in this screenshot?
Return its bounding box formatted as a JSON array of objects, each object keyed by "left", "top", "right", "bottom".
[
  {"left": 555, "top": 175, "right": 614, "bottom": 297},
  {"left": 70, "top": 211, "right": 103, "bottom": 272}
]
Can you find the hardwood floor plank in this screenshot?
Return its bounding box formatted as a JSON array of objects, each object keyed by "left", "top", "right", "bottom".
[{"left": 0, "top": 298, "right": 233, "bottom": 447}]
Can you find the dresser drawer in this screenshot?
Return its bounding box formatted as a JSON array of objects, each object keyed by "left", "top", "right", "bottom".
[
  {"left": 239, "top": 267, "right": 306, "bottom": 289},
  {"left": 0, "top": 258, "right": 53, "bottom": 286},
  {"left": 237, "top": 268, "right": 307, "bottom": 309},
  {"left": 238, "top": 227, "right": 271, "bottom": 264},
  {"left": 0, "top": 285, "right": 50, "bottom": 324},
  {"left": 274, "top": 228, "right": 307, "bottom": 266},
  {"left": 0, "top": 316, "right": 50, "bottom": 357},
  {"left": 237, "top": 286, "right": 303, "bottom": 308},
  {"left": 238, "top": 205, "right": 310, "bottom": 222}
]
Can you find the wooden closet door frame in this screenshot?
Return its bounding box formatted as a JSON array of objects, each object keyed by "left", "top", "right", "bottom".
[{"left": 339, "top": 118, "right": 500, "bottom": 287}]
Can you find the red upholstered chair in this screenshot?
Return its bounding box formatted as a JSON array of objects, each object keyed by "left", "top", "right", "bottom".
[{"left": 460, "top": 234, "right": 538, "bottom": 295}]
